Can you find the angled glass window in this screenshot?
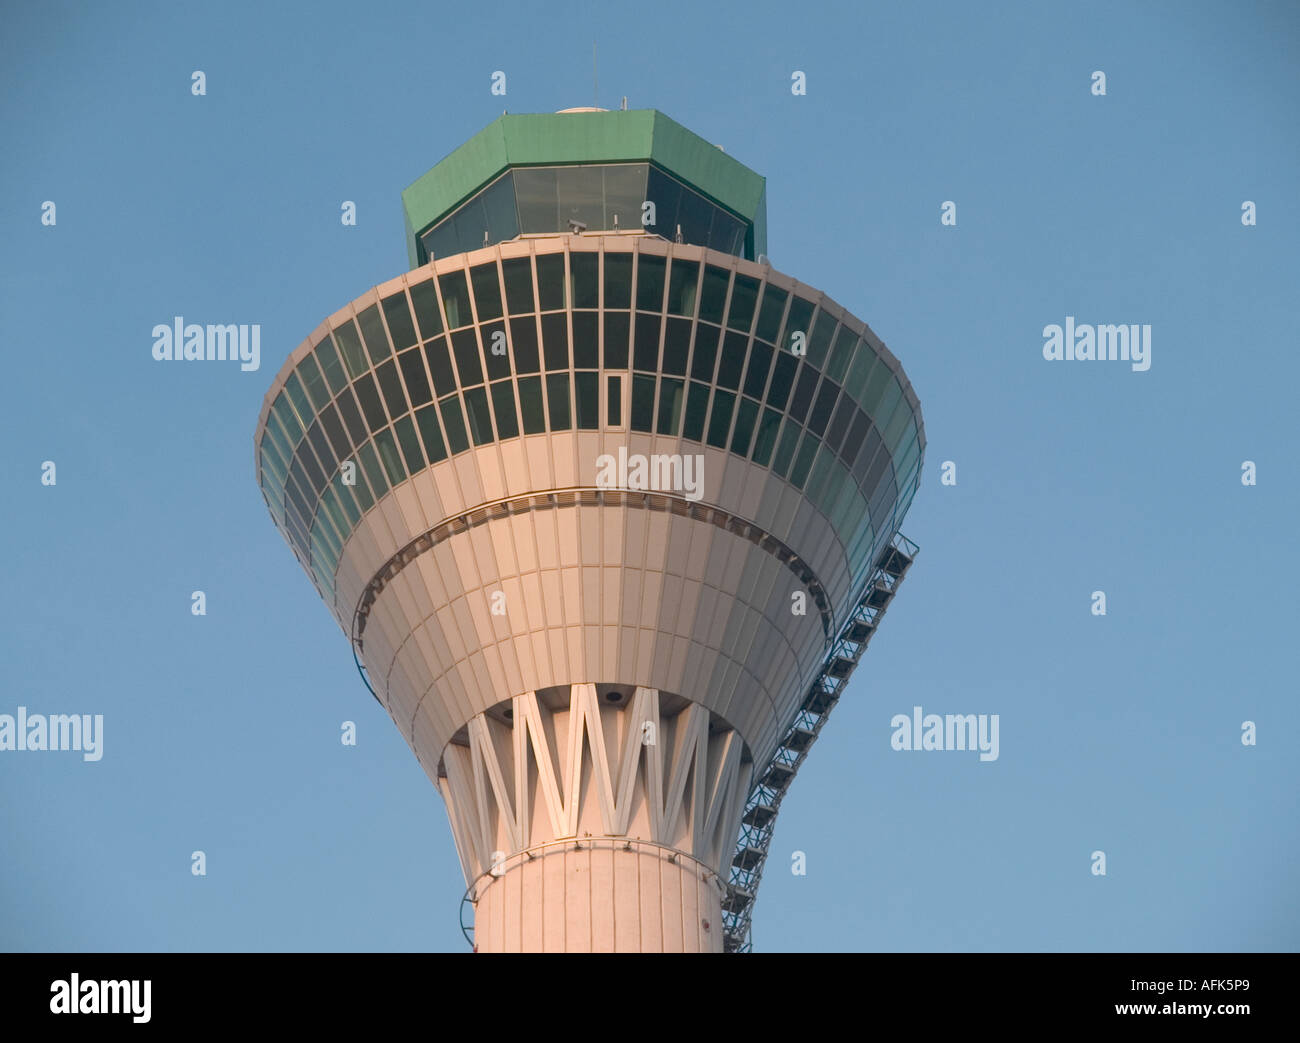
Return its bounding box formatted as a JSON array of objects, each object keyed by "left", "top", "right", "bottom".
[
  {"left": 375, "top": 359, "right": 408, "bottom": 419},
  {"left": 394, "top": 415, "right": 425, "bottom": 474},
  {"left": 490, "top": 380, "right": 519, "bottom": 440},
  {"left": 546, "top": 373, "right": 571, "bottom": 431},
  {"left": 691, "top": 323, "right": 720, "bottom": 382},
  {"left": 716, "top": 331, "right": 747, "bottom": 390},
  {"left": 788, "top": 365, "right": 819, "bottom": 422},
  {"left": 382, "top": 292, "right": 418, "bottom": 351},
  {"left": 782, "top": 296, "right": 816, "bottom": 356},
  {"left": 423, "top": 337, "right": 457, "bottom": 396},
  {"left": 637, "top": 254, "right": 667, "bottom": 312},
  {"left": 607, "top": 375, "right": 622, "bottom": 426},
  {"left": 409, "top": 281, "right": 444, "bottom": 340},
  {"left": 656, "top": 377, "right": 684, "bottom": 435},
  {"left": 398, "top": 347, "right": 433, "bottom": 407},
  {"left": 575, "top": 371, "right": 599, "bottom": 430},
  {"left": 826, "top": 327, "right": 857, "bottom": 383},
  {"left": 535, "top": 254, "right": 567, "bottom": 310},
  {"left": 633, "top": 313, "right": 661, "bottom": 371},
  {"left": 662, "top": 317, "right": 691, "bottom": 376},
  {"left": 730, "top": 397, "right": 759, "bottom": 456},
  {"left": 755, "top": 284, "right": 787, "bottom": 344},
  {"left": 727, "top": 275, "right": 760, "bottom": 332},
  {"left": 751, "top": 407, "right": 783, "bottom": 467},
  {"left": 807, "top": 309, "right": 837, "bottom": 369},
  {"left": 706, "top": 388, "right": 735, "bottom": 449},
  {"left": 439, "top": 270, "right": 472, "bottom": 329},
  {"left": 316, "top": 337, "right": 347, "bottom": 395},
  {"left": 571, "top": 312, "right": 598, "bottom": 369},
  {"left": 518, "top": 375, "right": 546, "bottom": 434},
  {"left": 698, "top": 266, "right": 729, "bottom": 324},
  {"left": 439, "top": 395, "right": 470, "bottom": 454},
  {"left": 683, "top": 381, "right": 710, "bottom": 442},
  {"left": 374, "top": 428, "right": 406, "bottom": 484},
  {"left": 414, "top": 404, "right": 448, "bottom": 463},
  {"left": 808, "top": 379, "right": 839, "bottom": 437},
  {"left": 451, "top": 329, "right": 483, "bottom": 387},
  {"left": 602, "top": 312, "right": 629, "bottom": 369},
  {"left": 743, "top": 340, "right": 773, "bottom": 400},
  {"left": 541, "top": 313, "right": 568, "bottom": 370},
  {"left": 630, "top": 374, "right": 656, "bottom": 432},
  {"left": 509, "top": 317, "right": 540, "bottom": 374},
  {"left": 570, "top": 252, "right": 599, "bottom": 308},
  {"left": 298, "top": 354, "right": 330, "bottom": 412},
  {"left": 470, "top": 264, "right": 503, "bottom": 322},
  {"left": 482, "top": 321, "right": 512, "bottom": 379},
  {"left": 502, "top": 257, "right": 535, "bottom": 314},
  {"left": 464, "top": 386, "right": 493, "bottom": 445},
  {"left": 604, "top": 252, "right": 633, "bottom": 309},
  {"left": 358, "top": 305, "right": 391, "bottom": 365},
  {"left": 335, "top": 388, "right": 368, "bottom": 445}
]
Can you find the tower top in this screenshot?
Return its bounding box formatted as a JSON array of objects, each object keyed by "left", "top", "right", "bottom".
[{"left": 401, "top": 108, "right": 767, "bottom": 268}]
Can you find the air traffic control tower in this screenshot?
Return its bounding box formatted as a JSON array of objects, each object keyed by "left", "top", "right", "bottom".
[{"left": 254, "top": 108, "right": 923, "bottom": 952}]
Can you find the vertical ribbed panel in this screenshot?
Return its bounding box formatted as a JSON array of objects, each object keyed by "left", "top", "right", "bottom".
[{"left": 474, "top": 845, "right": 723, "bottom": 953}]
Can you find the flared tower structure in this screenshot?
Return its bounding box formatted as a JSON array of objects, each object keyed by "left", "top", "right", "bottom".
[{"left": 254, "top": 108, "right": 923, "bottom": 952}]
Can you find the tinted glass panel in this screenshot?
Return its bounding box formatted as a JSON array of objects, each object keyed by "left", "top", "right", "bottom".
[
  {"left": 541, "top": 313, "right": 568, "bottom": 370},
  {"left": 482, "top": 321, "right": 511, "bottom": 380},
  {"left": 409, "top": 281, "right": 443, "bottom": 339},
  {"left": 470, "top": 264, "right": 503, "bottom": 322},
  {"left": 731, "top": 397, "right": 759, "bottom": 456},
  {"left": 536, "top": 254, "right": 566, "bottom": 310},
  {"left": 698, "top": 266, "right": 729, "bottom": 324},
  {"left": 808, "top": 379, "right": 839, "bottom": 436},
  {"left": 423, "top": 337, "right": 456, "bottom": 395},
  {"left": 298, "top": 355, "right": 330, "bottom": 412},
  {"left": 518, "top": 376, "right": 545, "bottom": 433},
  {"left": 382, "top": 293, "right": 418, "bottom": 351},
  {"left": 546, "top": 373, "right": 571, "bottom": 430},
  {"left": 375, "top": 360, "right": 408, "bottom": 418},
  {"left": 751, "top": 407, "right": 783, "bottom": 467},
  {"left": 636, "top": 254, "right": 666, "bottom": 312},
  {"left": 439, "top": 270, "right": 472, "bottom": 329},
  {"left": 604, "top": 253, "right": 632, "bottom": 308},
  {"left": 717, "top": 331, "right": 747, "bottom": 389},
  {"left": 666, "top": 259, "right": 698, "bottom": 316},
  {"left": 743, "top": 340, "right": 773, "bottom": 400},
  {"left": 353, "top": 373, "right": 387, "bottom": 428},
  {"left": 502, "top": 257, "right": 534, "bottom": 314},
  {"left": 630, "top": 374, "right": 655, "bottom": 432},
  {"left": 662, "top": 318, "right": 691, "bottom": 375},
  {"left": 575, "top": 371, "right": 599, "bottom": 430},
  {"left": 509, "top": 317, "right": 539, "bottom": 374},
  {"left": 656, "top": 377, "right": 684, "bottom": 435},
  {"left": 691, "top": 323, "right": 719, "bottom": 382},
  {"left": 683, "top": 382, "right": 710, "bottom": 442},
  {"left": 464, "top": 387, "right": 493, "bottom": 445},
  {"left": 336, "top": 388, "right": 367, "bottom": 444},
  {"left": 394, "top": 415, "right": 425, "bottom": 473},
  {"left": 439, "top": 396, "right": 469, "bottom": 454},
  {"left": 789, "top": 365, "right": 819, "bottom": 421},
  {"left": 571, "top": 312, "right": 598, "bottom": 368},
  {"left": 570, "top": 252, "right": 599, "bottom": 308},
  {"left": 607, "top": 375, "right": 621, "bottom": 426},
  {"left": 451, "top": 329, "right": 482, "bottom": 386},
  {"left": 317, "top": 338, "right": 347, "bottom": 394},
  {"left": 706, "top": 389, "right": 735, "bottom": 448},
  {"left": 415, "top": 404, "right": 447, "bottom": 463},
  {"left": 728, "top": 275, "right": 759, "bottom": 332},
  {"left": 358, "top": 305, "right": 391, "bottom": 364},
  {"left": 783, "top": 296, "right": 816, "bottom": 354},
  {"left": 490, "top": 380, "right": 519, "bottom": 440},
  {"left": 755, "top": 284, "right": 787, "bottom": 343},
  {"left": 603, "top": 312, "right": 629, "bottom": 369},
  {"left": 334, "top": 320, "right": 367, "bottom": 378},
  {"left": 374, "top": 428, "right": 406, "bottom": 484},
  {"left": 633, "top": 313, "right": 661, "bottom": 371}
]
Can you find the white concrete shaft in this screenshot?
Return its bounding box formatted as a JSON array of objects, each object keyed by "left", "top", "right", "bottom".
[{"left": 473, "top": 842, "right": 723, "bottom": 953}]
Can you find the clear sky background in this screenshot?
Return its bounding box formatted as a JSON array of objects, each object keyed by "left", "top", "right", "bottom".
[{"left": 2, "top": 0, "right": 1296, "bottom": 953}]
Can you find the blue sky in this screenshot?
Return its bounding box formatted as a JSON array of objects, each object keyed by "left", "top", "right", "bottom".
[{"left": 2, "top": 0, "right": 1296, "bottom": 952}]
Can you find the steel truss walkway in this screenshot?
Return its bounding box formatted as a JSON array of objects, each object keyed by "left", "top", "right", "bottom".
[{"left": 721, "top": 531, "right": 918, "bottom": 952}]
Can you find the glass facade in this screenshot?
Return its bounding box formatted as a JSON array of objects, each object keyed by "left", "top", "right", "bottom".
[
  {"left": 258, "top": 243, "right": 923, "bottom": 604},
  {"left": 420, "top": 164, "right": 749, "bottom": 261}
]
